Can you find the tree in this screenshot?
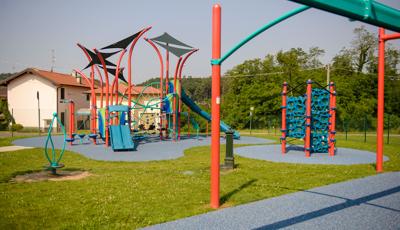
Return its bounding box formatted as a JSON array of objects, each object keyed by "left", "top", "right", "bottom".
[
  {"left": 276, "top": 48, "right": 307, "bottom": 84},
  {"left": 332, "top": 48, "right": 355, "bottom": 76},
  {"left": 305, "top": 47, "right": 325, "bottom": 68},
  {"left": 350, "top": 26, "right": 377, "bottom": 73}
]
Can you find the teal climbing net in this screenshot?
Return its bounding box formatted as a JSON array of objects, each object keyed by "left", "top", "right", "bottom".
[
  {"left": 285, "top": 86, "right": 330, "bottom": 153},
  {"left": 310, "top": 88, "right": 330, "bottom": 153},
  {"left": 286, "top": 96, "right": 306, "bottom": 139}
]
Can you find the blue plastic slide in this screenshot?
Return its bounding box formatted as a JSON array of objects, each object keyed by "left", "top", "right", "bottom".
[
  {"left": 180, "top": 89, "right": 240, "bottom": 139},
  {"left": 109, "top": 125, "right": 136, "bottom": 151}
]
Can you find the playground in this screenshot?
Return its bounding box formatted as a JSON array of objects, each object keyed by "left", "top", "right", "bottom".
[
  {"left": 1, "top": 133, "right": 400, "bottom": 229},
  {"left": 0, "top": 0, "right": 400, "bottom": 229}
]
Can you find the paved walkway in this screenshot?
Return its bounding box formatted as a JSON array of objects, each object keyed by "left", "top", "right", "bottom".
[
  {"left": 235, "top": 144, "right": 389, "bottom": 165},
  {"left": 144, "top": 172, "right": 400, "bottom": 230},
  {"left": 0, "top": 145, "right": 34, "bottom": 152},
  {"left": 13, "top": 135, "right": 273, "bottom": 162}
]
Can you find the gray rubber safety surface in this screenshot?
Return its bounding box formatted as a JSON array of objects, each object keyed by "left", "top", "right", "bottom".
[
  {"left": 13, "top": 135, "right": 273, "bottom": 162},
  {"left": 234, "top": 144, "right": 389, "bottom": 165},
  {"left": 143, "top": 172, "right": 400, "bottom": 230}
]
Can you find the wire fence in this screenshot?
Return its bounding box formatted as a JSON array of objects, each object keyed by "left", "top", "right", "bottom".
[{"left": 246, "top": 113, "right": 399, "bottom": 144}]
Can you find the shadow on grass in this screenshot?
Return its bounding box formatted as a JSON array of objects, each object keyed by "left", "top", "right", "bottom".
[
  {"left": 253, "top": 185, "right": 400, "bottom": 229},
  {"left": 220, "top": 179, "right": 257, "bottom": 204}
]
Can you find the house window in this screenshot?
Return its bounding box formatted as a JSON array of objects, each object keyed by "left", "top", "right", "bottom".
[
  {"left": 60, "top": 112, "right": 65, "bottom": 126},
  {"left": 60, "top": 88, "right": 65, "bottom": 99},
  {"left": 86, "top": 94, "right": 90, "bottom": 101}
]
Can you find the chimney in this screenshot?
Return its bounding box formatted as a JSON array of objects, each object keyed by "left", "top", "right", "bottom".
[{"left": 71, "top": 71, "right": 82, "bottom": 84}]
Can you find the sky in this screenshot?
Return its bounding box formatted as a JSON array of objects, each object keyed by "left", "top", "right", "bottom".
[{"left": 0, "top": 0, "right": 399, "bottom": 84}]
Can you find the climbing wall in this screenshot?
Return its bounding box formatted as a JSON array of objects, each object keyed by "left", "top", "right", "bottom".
[
  {"left": 286, "top": 96, "right": 306, "bottom": 139},
  {"left": 310, "top": 88, "right": 330, "bottom": 153}
]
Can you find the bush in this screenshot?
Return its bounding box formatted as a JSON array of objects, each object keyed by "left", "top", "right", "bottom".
[{"left": 11, "top": 124, "right": 23, "bottom": 131}]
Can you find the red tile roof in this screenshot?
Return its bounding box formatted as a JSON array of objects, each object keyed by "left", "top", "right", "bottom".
[{"left": 2, "top": 68, "right": 91, "bottom": 88}]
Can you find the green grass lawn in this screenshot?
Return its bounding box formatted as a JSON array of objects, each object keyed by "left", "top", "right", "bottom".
[{"left": 0, "top": 133, "right": 399, "bottom": 229}]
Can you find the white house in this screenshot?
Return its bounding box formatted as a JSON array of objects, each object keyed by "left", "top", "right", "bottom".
[{"left": 3, "top": 68, "right": 91, "bottom": 131}]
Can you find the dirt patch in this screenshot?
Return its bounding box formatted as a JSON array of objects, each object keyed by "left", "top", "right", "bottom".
[{"left": 12, "top": 170, "right": 90, "bottom": 183}]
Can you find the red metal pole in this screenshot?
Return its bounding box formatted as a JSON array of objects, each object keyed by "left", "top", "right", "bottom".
[
  {"left": 281, "top": 82, "right": 287, "bottom": 154},
  {"left": 95, "top": 49, "right": 110, "bottom": 147},
  {"left": 328, "top": 82, "right": 334, "bottom": 156},
  {"left": 77, "top": 43, "right": 97, "bottom": 143},
  {"left": 114, "top": 50, "right": 127, "bottom": 125},
  {"left": 74, "top": 69, "right": 99, "bottom": 142},
  {"left": 94, "top": 65, "right": 104, "bottom": 109},
  {"left": 178, "top": 76, "right": 182, "bottom": 140},
  {"left": 305, "top": 79, "right": 312, "bottom": 157},
  {"left": 211, "top": 3, "right": 221, "bottom": 209},
  {"left": 144, "top": 38, "right": 164, "bottom": 140},
  {"left": 173, "top": 57, "right": 182, "bottom": 141},
  {"left": 69, "top": 101, "right": 74, "bottom": 146},
  {"left": 382, "top": 33, "right": 400, "bottom": 41},
  {"left": 166, "top": 45, "right": 170, "bottom": 95},
  {"left": 177, "top": 49, "right": 199, "bottom": 141},
  {"left": 127, "top": 27, "right": 152, "bottom": 130},
  {"left": 376, "top": 28, "right": 385, "bottom": 172},
  {"left": 188, "top": 109, "right": 190, "bottom": 138},
  {"left": 330, "top": 90, "right": 337, "bottom": 156},
  {"left": 165, "top": 45, "right": 170, "bottom": 136}
]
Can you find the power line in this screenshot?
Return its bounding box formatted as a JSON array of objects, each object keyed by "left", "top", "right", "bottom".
[{"left": 222, "top": 66, "right": 325, "bottom": 78}]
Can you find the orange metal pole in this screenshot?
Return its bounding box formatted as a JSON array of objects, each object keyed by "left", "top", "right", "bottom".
[
  {"left": 73, "top": 69, "right": 98, "bottom": 141},
  {"left": 95, "top": 49, "right": 110, "bottom": 147},
  {"left": 376, "top": 28, "right": 385, "bottom": 172},
  {"left": 94, "top": 65, "right": 104, "bottom": 109},
  {"left": 382, "top": 33, "right": 400, "bottom": 41},
  {"left": 328, "top": 82, "right": 334, "bottom": 156},
  {"left": 69, "top": 101, "right": 74, "bottom": 146},
  {"left": 281, "top": 82, "right": 287, "bottom": 154},
  {"left": 90, "top": 70, "right": 97, "bottom": 143},
  {"left": 305, "top": 80, "right": 312, "bottom": 157},
  {"left": 211, "top": 3, "right": 221, "bottom": 209},
  {"left": 144, "top": 38, "right": 164, "bottom": 140},
  {"left": 127, "top": 27, "right": 152, "bottom": 130},
  {"left": 173, "top": 57, "right": 182, "bottom": 141},
  {"left": 375, "top": 29, "right": 400, "bottom": 172},
  {"left": 76, "top": 44, "right": 97, "bottom": 144},
  {"left": 331, "top": 90, "right": 336, "bottom": 156}
]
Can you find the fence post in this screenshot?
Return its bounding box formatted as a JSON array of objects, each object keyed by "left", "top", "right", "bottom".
[
  {"left": 37, "top": 91, "right": 41, "bottom": 135},
  {"left": 387, "top": 114, "right": 390, "bottom": 144},
  {"left": 364, "top": 115, "right": 367, "bottom": 143},
  {"left": 11, "top": 108, "right": 14, "bottom": 137}
]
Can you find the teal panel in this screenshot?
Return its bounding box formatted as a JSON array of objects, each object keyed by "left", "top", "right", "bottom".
[{"left": 290, "top": 0, "right": 400, "bottom": 32}]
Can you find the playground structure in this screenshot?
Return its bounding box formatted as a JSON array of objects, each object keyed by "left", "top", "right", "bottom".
[
  {"left": 281, "top": 80, "right": 336, "bottom": 157},
  {"left": 67, "top": 28, "right": 239, "bottom": 151},
  {"left": 210, "top": 1, "right": 400, "bottom": 208}
]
